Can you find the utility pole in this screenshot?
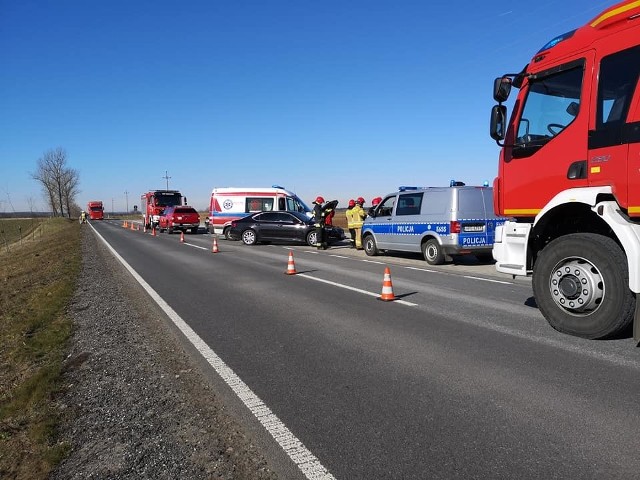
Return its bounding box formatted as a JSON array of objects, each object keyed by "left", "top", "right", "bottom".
[
  {"left": 162, "top": 170, "right": 171, "bottom": 190},
  {"left": 124, "top": 190, "right": 129, "bottom": 213},
  {"left": 111, "top": 198, "right": 114, "bottom": 217}
]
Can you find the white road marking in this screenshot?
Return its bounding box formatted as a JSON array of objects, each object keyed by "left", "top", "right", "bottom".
[
  {"left": 463, "top": 275, "right": 512, "bottom": 284},
  {"left": 184, "top": 242, "right": 208, "bottom": 251},
  {"left": 297, "top": 273, "right": 418, "bottom": 307},
  {"left": 90, "top": 224, "right": 336, "bottom": 480}
]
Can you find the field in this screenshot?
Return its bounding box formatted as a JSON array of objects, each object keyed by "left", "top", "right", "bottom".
[{"left": 0, "top": 217, "right": 80, "bottom": 478}]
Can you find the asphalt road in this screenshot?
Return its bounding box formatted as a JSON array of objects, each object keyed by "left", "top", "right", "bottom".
[{"left": 91, "top": 220, "right": 640, "bottom": 480}]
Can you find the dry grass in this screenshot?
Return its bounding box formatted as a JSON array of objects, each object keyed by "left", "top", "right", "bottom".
[{"left": 0, "top": 218, "right": 80, "bottom": 479}]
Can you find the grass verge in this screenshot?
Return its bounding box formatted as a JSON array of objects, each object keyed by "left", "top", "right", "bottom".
[{"left": 0, "top": 218, "right": 81, "bottom": 479}]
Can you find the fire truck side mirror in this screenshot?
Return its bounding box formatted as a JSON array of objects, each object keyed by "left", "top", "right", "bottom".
[
  {"left": 493, "top": 76, "right": 512, "bottom": 103},
  {"left": 184, "top": 197, "right": 188, "bottom": 205},
  {"left": 490, "top": 105, "right": 507, "bottom": 142}
]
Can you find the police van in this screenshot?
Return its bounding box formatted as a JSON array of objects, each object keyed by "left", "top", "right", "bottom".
[
  {"left": 361, "top": 183, "right": 506, "bottom": 264},
  {"left": 206, "top": 185, "right": 312, "bottom": 238}
]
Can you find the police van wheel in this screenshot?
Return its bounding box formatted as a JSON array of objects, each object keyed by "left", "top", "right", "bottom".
[
  {"left": 241, "top": 229, "right": 257, "bottom": 245},
  {"left": 363, "top": 235, "right": 378, "bottom": 256},
  {"left": 423, "top": 239, "right": 444, "bottom": 265},
  {"left": 532, "top": 233, "right": 634, "bottom": 339}
]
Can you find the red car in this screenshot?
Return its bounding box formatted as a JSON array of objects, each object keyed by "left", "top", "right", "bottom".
[{"left": 158, "top": 206, "right": 200, "bottom": 234}]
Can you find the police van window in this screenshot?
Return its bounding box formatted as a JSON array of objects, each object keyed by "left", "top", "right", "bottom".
[
  {"left": 591, "top": 46, "right": 640, "bottom": 149},
  {"left": 246, "top": 198, "right": 274, "bottom": 212},
  {"left": 421, "top": 192, "right": 447, "bottom": 215},
  {"left": 377, "top": 196, "right": 395, "bottom": 217},
  {"left": 396, "top": 193, "right": 423, "bottom": 216},
  {"left": 457, "top": 189, "right": 486, "bottom": 218}
]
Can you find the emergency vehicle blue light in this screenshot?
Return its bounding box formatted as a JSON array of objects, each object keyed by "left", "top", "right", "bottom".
[
  {"left": 483, "top": 180, "right": 489, "bottom": 187},
  {"left": 398, "top": 186, "right": 418, "bottom": 191},
  {"left": 271, "top": 184, "right": 284, "bottom": 189},
  {"left": 537, "top": 29, "right": 576, "bottom": 53}
]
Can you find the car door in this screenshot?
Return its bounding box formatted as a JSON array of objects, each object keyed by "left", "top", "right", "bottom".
[
  {"left": 254, "top": 212, "right": 280, "bottom": 240},
  {"left": 275, "top": 212, "right": 306, "bottom": 242}
]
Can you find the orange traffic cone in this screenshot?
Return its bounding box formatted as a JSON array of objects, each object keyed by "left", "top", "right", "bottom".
[
  {"left": 284, "top": 250, "right": 297, "bottom": 275},
  {"left": 180, "top": 231, "right": 185, "bottom": 243},
  {"left": 123, "top": 220, "right": 128, "bottom": 228},
  {"left": 131, "top": 222, "right": 135, "bottom": 231},
  {"left": 143, "top": 224, "right": 147, "bottom": 233},
  {"left": 378, "top": 267, "right": 395, "bottom": 301},
  {"left": 152, "top": 226, "right": 157, "bottom": 236},
  {"left": 212, "top": 236, "right": 219, "bottom": 253}
]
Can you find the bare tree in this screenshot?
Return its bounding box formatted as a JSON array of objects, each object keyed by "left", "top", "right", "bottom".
[{"left": 31, "top": 148, "right": 80, "bottom": 217}]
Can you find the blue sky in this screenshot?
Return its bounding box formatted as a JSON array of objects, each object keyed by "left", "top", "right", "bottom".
[{"left": 0, "top": 0, "right": 614, "bottom": 212}]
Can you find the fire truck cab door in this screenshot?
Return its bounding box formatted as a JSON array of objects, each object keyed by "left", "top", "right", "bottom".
[
  {"left": 588, "top": 45, "right": 640, "bottom": 215},
  {"left": 501, "top": 53, "right": 593, "bottom": 216}
]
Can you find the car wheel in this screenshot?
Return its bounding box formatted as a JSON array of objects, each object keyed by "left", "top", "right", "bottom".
[
  {"left": 532, "top": 233, "right": 634, "bottom": 339},
  {"left": 241, "top": 229, "right": 257, "bottom": 245},
  {"left": 306, "top": 230, "right": 317, "bottom": 246},
  {"left": 363, "top": 235, "right": 378, "bottom": 256},
  {"left": 423, "top": 238, "right": 444, "bottom": 265}
]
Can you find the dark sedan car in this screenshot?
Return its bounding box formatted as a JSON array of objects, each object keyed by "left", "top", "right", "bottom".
[{"left": 228, "top": 211, "right": 345, "bottom": 246}]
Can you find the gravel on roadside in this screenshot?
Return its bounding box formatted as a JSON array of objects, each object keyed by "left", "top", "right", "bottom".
[{"left": 51, "top": 226, "right": 279, "bottom": 480}]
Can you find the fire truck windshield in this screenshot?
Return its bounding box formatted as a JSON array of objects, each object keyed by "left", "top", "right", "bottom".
[
  {"left": 513, "top": 65, "right": 583, "bottom": 157},
  {"left": 155, "top": 192, "right": 182, "bottom": 207}
]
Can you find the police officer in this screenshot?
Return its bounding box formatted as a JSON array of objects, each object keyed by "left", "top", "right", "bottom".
[
  {"left": 345, "top": 199, "right": 356, "bottom": 248},
  {"left": 352, "top": 197, "right": 366, "bottom": 250},
  {"left": 312, "top": 196, "right": 327, "bottom": 250}
]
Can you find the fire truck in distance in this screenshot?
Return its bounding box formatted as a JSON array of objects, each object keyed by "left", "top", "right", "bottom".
[
  {"left": 87, "top": 201, "right": 104, "bottom": 220},
  {"left": 489, "top": 0, "right": 640, "bottom": 341},
  {"left": 141, "top": 190, "right": 186, "bottom": 230}
]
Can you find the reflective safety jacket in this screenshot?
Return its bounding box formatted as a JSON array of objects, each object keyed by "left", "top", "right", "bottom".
[
  {"left": 351, "top": 205, "right": 366, "bottom": 228},
  {"left": 345, "top": 207, "right": 356, "bottom": 229}
]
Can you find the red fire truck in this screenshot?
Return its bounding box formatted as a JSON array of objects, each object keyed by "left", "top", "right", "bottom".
[
  {"left": 489, "top": 0, "right": 640, "bottom": 340},
  {"left": 141, "top": 190, "right": 186, "bottom": 230},
  {"left": 87, "top": 201, "right": 104, "bottom": 220}
]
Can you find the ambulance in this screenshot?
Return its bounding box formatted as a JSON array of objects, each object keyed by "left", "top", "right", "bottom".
[{"left": 206, "top": 185, "right": 312, "bottom": 238}]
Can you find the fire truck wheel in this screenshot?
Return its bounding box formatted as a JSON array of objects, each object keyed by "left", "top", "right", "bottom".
[
  {"left": 241, "top": 229, "right": 257, "bottom": 245},
  {"left": 363, "top": 235, "right": 378, "bottom": 256},
  {"left": 167, "top": 226, "right": 174, "bottom": 234},
  {"left": 423, "top": 239, "right": 445, "bottom": 265},
  {"left": 532, "top": 233, "right": 635, "bottom": 339}
]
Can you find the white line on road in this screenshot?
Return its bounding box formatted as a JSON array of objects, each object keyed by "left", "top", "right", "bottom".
[
  {"left": 297, "top": 273, "right": 418, "bottom": 307},
  {"left": 89, "top": 224, "right": 336, "bottom": 480},
  {"left": 462, "top": 275, "right": 512, "bottom": 284}
]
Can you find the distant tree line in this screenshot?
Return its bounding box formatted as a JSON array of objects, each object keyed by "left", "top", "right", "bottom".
[{"left": 31, "top": 147, "right": 81, "bottom": 218}]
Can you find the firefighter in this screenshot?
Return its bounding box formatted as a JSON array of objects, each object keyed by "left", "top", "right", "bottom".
[
  {"left": 352, "top": 197, "right": 366, "bottom": 250},
  {"left": 345, "top": 199, "right": 356, "bottom": 248},
  {"left": 312, "top": 196, "right": 327, "bottom": 250},
  {"left": 368, "top": 196, "right": 382, "bottom": 217}
]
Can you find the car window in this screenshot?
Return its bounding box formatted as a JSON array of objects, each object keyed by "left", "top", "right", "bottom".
[{"left": 254, "top": 212, "right": 278, "bottom": 222}]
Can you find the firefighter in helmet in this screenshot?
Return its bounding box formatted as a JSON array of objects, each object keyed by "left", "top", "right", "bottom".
[
  {"left": 312, "top": 196, "right": 328, "bottom": 250},
  {"left": 368, "top": 196, "right": 382, "bottom": 217},
  {"left": 345, "top": 199, "right": 357, "bottom": 248},
  {"left": 352, "top": 197, "right": 366, "bottom": 250}
]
